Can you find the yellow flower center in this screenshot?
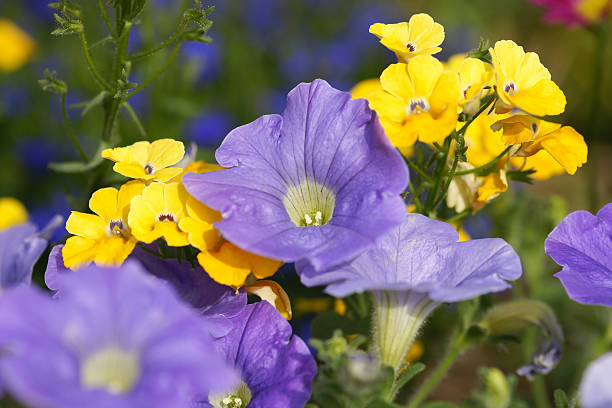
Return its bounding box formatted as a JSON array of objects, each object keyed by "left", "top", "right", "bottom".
[
  {"left": 107, "top": 219, "right": 129, "bottom": 238},
  {"left": 405, "top": 42, "right": 416, "bottom": 52},
  {"left": 282, "top": 180, "right": 336, "bottom": 227},
  {"left": 81, "top": 347, "right": 140, "bottom": 395},
  {"left": 144, "top": 164, "right": 154, "bottom": 175},
  {"left": 209, "top": 381, "right": 252, "bottom": 408},
  {"left": 503, "top": 81, "right": 517, "bottom": 96},
  {"left": 157, "top": 213, "right": 176, "bottom": 222},
  {"left": 406, "top": 98, "right": 430, "bottom": 115}
]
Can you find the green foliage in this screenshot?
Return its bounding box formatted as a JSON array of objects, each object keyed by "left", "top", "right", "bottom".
[
  {"left": 553, "top": 389, "right": 576, "bottom": 408},
  {"left": 467, "top": 38, "right": 492, "bottom": 64},
  {"left": 38, "top": 69, "right": 67, "bottom": 95},
  {"left": 459, "top": 367, "right": 528, "bottom": 408}
]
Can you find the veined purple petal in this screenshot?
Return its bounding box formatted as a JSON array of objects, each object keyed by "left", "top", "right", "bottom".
[
  {"left": 545, "top": 203, "right": 612, "bottom": 307},
  {"left": 299, "top": 213, "right": 522, "bottom": 300},
  {"left": 0, "top": 223, "right": 47, "bottom": 291},
  {"left": 184, "top": 79, "right": 408, "bottom": 272}
]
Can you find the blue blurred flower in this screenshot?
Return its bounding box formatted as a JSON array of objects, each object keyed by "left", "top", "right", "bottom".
[
  {"left": 186, "top": 109, "right": 236, "bottom": 148},
  {"left": 181, "top": 41, "right": 221, "bottom": 83},
  {"left": 15, "top": 138, "right": 60, "bottom": 174},
  {"left": 29, "top": 192, "right": 70, "bottom": 243},
  {"left": 0, "top": 87, "right": 31, "bottom": 116}
]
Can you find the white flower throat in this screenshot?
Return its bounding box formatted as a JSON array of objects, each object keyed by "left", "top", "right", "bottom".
[{"left": 283, "top": 180, "right": 336, "bottom": 227}]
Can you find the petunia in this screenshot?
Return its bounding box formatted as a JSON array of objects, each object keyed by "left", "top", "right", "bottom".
[
  {"left": 46, "top": 245, "right": 246, "bottom": 338},
  {"left": 0, "top": 262, "right": 237, "bottom": 408},
  {"left": 298, "top": 213, "right": 522, "bottom": 370},
  {"left": 183, "top": 79, "right": 409, "bottom": 272},
  {"left": 128, "top": 182, "right": 190, "bottom": 246},
  {"left": 493, "top": 115, "right": 587, "bottom": 175},
  {"left": 102, "top": 139, "right": 185, "bottom": 183},
  {"left": 367, "top": 56, "right": 460, "bottom": 149},
  {"left": 0, "top": 223, "right": 48, "bottom": 293},
  {"left": 199, "top": 301, "right": 316, "bottom": 408},
  {"left": 63, "top": 182, "right": 144, "bottom": 268},
  {"left": 545, "top": 203, "right": 612, "bottom": 307},
  {"left": 489, "top": 40, "right": 566, "bottom": 116},
  {"left": 0, "top": 197, "right": 28, "bottom": 230},
  {"left": 369, "top": 13, "right": 444, "bottom": 63},
  {"left": 579, "top": 352, "right": 612, "bottom": 408},
  {"left": 0, "top": 19, "right": 36, "bottom": 73}
]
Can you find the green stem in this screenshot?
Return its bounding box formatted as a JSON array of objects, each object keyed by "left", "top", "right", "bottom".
[
  {"left": 128, "top": 19, "right": 187, "bottom": 60},
  {"left": 97, "top": 0, "right": 117, "bottom": 40},
  {"left": 88, "top": 35, "right": 113, "bottom": 50},
  {"left": 454, "top": 146, "right": 512, "bottom": 175},
  {"left": 127, "top": 41, "right": 182, "bottom": 99},
  {"left": 424, "top": 138, "right": 451, "bottom": 213},
  {"left": 532, "top": 375, "right": 551, "bottom": 408},
  {"left": 79, "top": 31, "right": 111, "bottom": 91},
  {"left": 407, "top": 332, "right": 466, "bottom": 408},
  {"left": 61, "top": 93, "right": 88, "bottom": 162},
  {"left": 404, "top": 157, "right": 434, "bottom": 184},
  {"left": 456, "top": 93, "right": 496, "bottom": 135},
  {"left": 121, "top": 102, "right": 147, "bottom": 138},
  {"left": 432, "top": 152, "right": 459, "bottom": 210}
]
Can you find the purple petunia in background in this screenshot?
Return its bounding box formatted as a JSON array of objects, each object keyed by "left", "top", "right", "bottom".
[
  {"left": 184, "top": 79, "right": 409, "bottom": 272},
  {"left": 299, "top": 213, "right": 522, "bottom": 370},
  {"left": 545, "top": 203, "right": 612, "bottom": 307},
  {"left": 0, "top": 262, "right": 237, "bottom": 408},
  {"left": 580, "top": 352, "right": 612, "bottom": 408},
  {"left": 200, "top": 301, "right": 316, "bottom": 408}
]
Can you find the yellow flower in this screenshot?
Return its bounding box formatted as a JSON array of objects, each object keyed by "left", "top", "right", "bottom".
[
  {"left": 576, "top": 0, "right": 609, "bottom": 22},
  {"left": 476, "top": 165, "right": 508, "bottom": 204},
  {"left": 464, "top": 113, "right": 505, "bottom": 167},
  {"left": 63, "top": 182, "right": 144, "bottom": 268},
  {"left": 370, "top": 14, "right": 444, "bottom": 63},
  {"left": 494, "top": 115, "right": 588, "bottom": 175},
  {"left": 454, "top": 57, "right": 494, "bottom": 116},
  {"left": 350, "top": 78, "right": 382, "bottom": 100},
  {"left": 246, "top": 280, "right": 292, "bottom": 320},
  {"left": 489, "top": 40, "right": 566, "bottom": 116},
  {"left": 196, "top": 242, "right": 282, "bottom": 289},
  {"left": 169, "top": 160, "right": 224, "bottom": 184},
  {"left": 367, "top": 56, "right": 460, "bottom": 149},
  {"left": 0, "top": 19, "right": 36, "bottom": 73},
  {"left": 102, "top": 139, "right": 185, "bottom": 183},
  {"left": 0, "top": 197, "right": 28, "bottom": 230},
  {"left": 178, "top": 196, "right": 221, "bottom": 251},
  {"left": 510, "top": 151, "right": 564, "bottom": 180},
  {"left": 128, "top": 182, "right": 189, "bottom": 246}
]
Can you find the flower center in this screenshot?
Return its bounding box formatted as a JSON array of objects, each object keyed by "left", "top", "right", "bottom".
[
  {"left": 503, "top": 81, "right": 517, "bottom": 96},
  {"left": 144, "top": 164, "right": 154, "bottom": 175},
  {"left": 81, "top": 346, "right": 140, "bottom": 395},
  {"left": 282, "top": 180, "right": 336, "bottom": 227},
  {"left": 157, "top": 213, "right": 175, "bottom": 222},
  {"left": 107, "top": 219, "right": 129, "bottom": 238},
  {"left": 406, "top": 98, "right": 429, "bottom": 116},
  {"left": 405, "top": 42, "right": 416, "bottom": 52},
  {"left": 531, "top": 122, "right": 539, "bottom": 136},
  {"left": 209, "top": 381, "right": 252, "bottom": 408}
]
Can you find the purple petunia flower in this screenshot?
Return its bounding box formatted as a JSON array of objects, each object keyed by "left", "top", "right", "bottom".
[
  {"left": 183, "top": 79, "right": 409, "bottom": 272},
  {"left": 299, "top": 213, "right": 522, "bottom": 370},
  {"left": 545, "top": 203, "right": 612, "bottom": 307},
  {"left": 0, "top": 223, "right": 51, "bottom": 292},
  {"left": 580, "top": 352, "right": 612, "bottom": 408},
  {"left": 198, "top": 301, "right": 316, "bottom": 408},
  {"left": 0, "top": 262, "right": 237, "bottom": 408},
  {"left": 45, "top": 245, "right": 246, "bottom": 338}
]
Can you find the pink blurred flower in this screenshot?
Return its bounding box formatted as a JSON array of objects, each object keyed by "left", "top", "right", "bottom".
[{"left": 528, "top": 0, "right": 610, "bottom": 27}]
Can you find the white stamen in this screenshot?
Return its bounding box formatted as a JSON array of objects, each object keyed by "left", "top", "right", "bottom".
[
  {"left": 315, "top": 211, "right": 322, "bottom": 225},
  {"left": 304, "top": 213, "right": 313, "bottom": 225},
  {"left": 222, "top": 397, "right": 232, "bottom": 405}
]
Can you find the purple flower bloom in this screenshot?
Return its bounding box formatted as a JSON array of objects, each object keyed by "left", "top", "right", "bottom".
[
  {"left": 0, "top": 223, "right": 49, "bottom": 292},
  {"left": 45, "top": 245, "right": 246, "bottom": 338},
  {"left": 199, "top": 301, "right": 316, "bottom": 408},
  {"left": 580, "top": 352, "right": 612, "bottom": 408},
  {"left": 183, "top": 79, "right": 409, "bottom": 272},
  {"left": 0, "top": 262, "right": 237, "bottom": 408},
  {"left": 545, "top": 203, "right": 612, "bottom": 307},
  {"left": 299, "top": 213, "right": 521, "bottom": 369}
]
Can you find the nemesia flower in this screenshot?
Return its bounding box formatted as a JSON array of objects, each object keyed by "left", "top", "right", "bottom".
[
  {"left": 369, "top": 14, "right": 444, "bottom": 62},
  {"left": 63, "top": 182, "right": 144, "bottom": 268},
  {"left": 102, "top": 139, "right": 185, "bottom": 183},
  {"left": 580, "top": 352, "right": 612, "bottom": 408},
  {"left": 489, "top": 40, "right": 566, "bottom": 116},
  {"left": 494, "top": 115, "right": 588, "bottom": 175},
  {"left": 183, "top": 79, "right": 409, "bottom": 272},
  {"left": 0, "top": 223, "right": 48, "bottom": 293},
  {"left": 128, "top": 182, "right": 189, "bottom": 246},
  {"left": 0, "top": 197, "right": 28, "bottom": 230},
  {"left": 0, "top": 262, "right": 237, "bottom": 408},
  {"left": 528, "top": 0, "right": 610, "bottom": 27},
  {"left": 0, "top": 19, "right": 36, "bottom": 73},
  {"left": 511, "top": 150, "right": 565, "bottom": 180},
  {"left": 299, "top": 213, "right": 521, "bottom": 370},
  {"left": 545, "top": 203, "right": 612, "bottom": 306},
  {"left": 367, "top": 56, "right": 460, "bottom": 149},
  {"left": 201, "top": 302, "right": 316, "bottom": 408},
  {"left": 453, "top": 56, "right": 494, "bottom": 116}
]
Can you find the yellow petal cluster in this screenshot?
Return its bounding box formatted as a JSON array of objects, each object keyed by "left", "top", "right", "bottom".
[
  {"left": 0, "top": 19, "right": 36, "bottom": 73},
  {"left": 0, "top": 197, "right": 28, "bottom": 230}
]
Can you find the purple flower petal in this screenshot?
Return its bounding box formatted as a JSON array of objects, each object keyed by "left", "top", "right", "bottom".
[
  {"left": 545, "top": 203, "right": 612, "bottom": 307},
  {"left": 0, "top": 223, "right": 48, "bottom": 291},
  {"left": 580, "top": 352, "right": 612, "bottom": 408},
  {"left": 0, "top": 262, "right": 237, "bottom": 408},
  {"left": 183, "top": 79, "right": 408, "bottom": 272},
  {"left": 299, "top": 213, "right": 522, "bottom": 300}
]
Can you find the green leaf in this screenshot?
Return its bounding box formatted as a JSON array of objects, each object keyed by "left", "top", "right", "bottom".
[
  {"left": 39, "top": 69, "right": 67, "bottom": 95},
  {"left": 553, "top": 389, "right": 573, "bottom": 408},
  {"left": 49, "top": 141, "right": 110, "bottom": 173},
  {"left": 394, "top": 362, "right": 426, "bottom": 392},
  {"left": 77, "top": 91, "right": 108, "bottom": 117}
]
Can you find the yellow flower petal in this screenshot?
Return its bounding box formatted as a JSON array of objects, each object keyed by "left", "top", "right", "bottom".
[
  {"left": 464, "top": 113, "right": 505, "bottom": 167},
  {"left": 510, "top": 151, "right": 564, "bottom": 180},
  {"left": 0, "top": 197, "right": 28, "bottom": 230},
  {"left": 178, "top": 196, "right": 221, "bottom": 251},
  {"left": 247, "top": 280, "right": 292, "bottom": 320},
  {"left": 118, "top": 181, "right": 146, "bottom": 221},
  {"left": 407, "top": 13, "right": 444, "bottom": 51},
  {"left": 0, "top": 19, "right": 36, "bottom": 72},
  {"left": 408, "top": 55, "right": 443, "bottom": 97},
  {"left": 350, "top": 78, "right": 382, "bottom": 100},
  {"left": 476, "top": 170, "right": 508, "bottom": 203},
  {"left": 367, "top": 90, "right": 406, "bottom": 122},
  {"left": 94, "top": 237, "right": 136, "bottom": 266},
  {"left": 148, "top": 139, "right": 185, "bottom": 170},
  {"left": 380, "top": 63, "right": 415, "bottom": 102},
  {"left": 509, "top": 79, "right": 566, "bottom": 117},
  {"left": 197, "top": 243, "right": 252, "bottom": 288},
  {"left": 89, "top": 188, "right": 119, "bottom": 221},
  {"left": 523, "top": 126, "right": 587, "bottom": 175},
  {"left": 66, "top": 212, "right": 107, "bottom": 239},
  {"left": 62, "top": 236, "right": 100, "bottom": 269}
]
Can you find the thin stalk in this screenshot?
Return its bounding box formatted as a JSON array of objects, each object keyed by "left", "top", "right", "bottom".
[
  {"left": 79, "top": 31, "right": 111, "bottom": 91},
  {"left": 424, "top": 137, "right": 451, "bottom": 212},
  {"left": 61, "top": 93, "right": 88, "bottom": 162},
  {"left": 137, "top": 243, "right": 165, "bottom": 259},
  {"left": 405, "top": 158, "right": 434, "bottom": 184},
  {"left": 122, "top": 102, "right": 147, "bottom": 138},
  {"left": 456, "top": 93, "right": 495, "bottom": 135},
  {"left": 127, "top": 41, "right": 182, "bottom": 99},
  {"left": 97, "top": 0, "right": 117, "bottom": 40},
  {"left": 407, "top": 332, "right": 466, "bottom": 408},
  {"left": 432, "top": 152, "right": 459, "bottom": 210},
  {"left": 454, "top": 146, "right": 512, "bottom": 175},
  {"left": 128, "top": 19, "right": 187, "bottom": 60},
  {"left": 88, "top": 35, "right": 113, "bottom": 50}
]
